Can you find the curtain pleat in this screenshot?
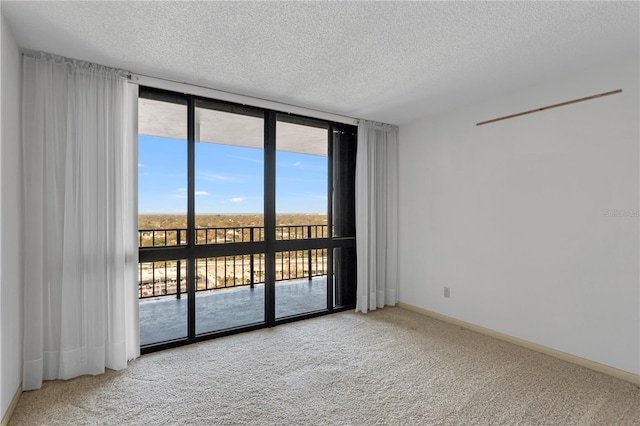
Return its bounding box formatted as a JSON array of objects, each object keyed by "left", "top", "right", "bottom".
[
  {"left": 22, "top": 53, "right": 139, "bottom": 390},
  {"left": 355, "top": 120, "right": 399, "bottom": 313}
]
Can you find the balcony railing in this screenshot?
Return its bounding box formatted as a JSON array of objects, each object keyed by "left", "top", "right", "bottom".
[
  {"left": 138, "top": 224, "right": 327, "bottom": 247},
  {"left": 138, "top": 225, "right": 329, "bottom": 300}
]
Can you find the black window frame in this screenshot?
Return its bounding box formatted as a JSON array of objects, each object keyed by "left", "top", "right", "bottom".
[{"left": 138, "top": 86, "right": 357, "bottom": 354}]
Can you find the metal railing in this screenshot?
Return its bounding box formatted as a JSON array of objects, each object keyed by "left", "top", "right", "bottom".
[
  {"left": 138, "top": 224, "right": 327, "bottom": 247},
  {"left": 138, "top": 228, "right": 188, "bottom": 247},
  {"left": 138, "top": 224, "right": 329, "bottom": 300}
]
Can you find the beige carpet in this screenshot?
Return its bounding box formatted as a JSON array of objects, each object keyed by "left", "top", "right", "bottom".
[{"left": 10, "top": 307, "right": 640, "bottom": 425}]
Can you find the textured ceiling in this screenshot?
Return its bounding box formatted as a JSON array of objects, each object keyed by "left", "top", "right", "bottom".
[{"left": 2, "top": 1, "right": 638, "bottom": 125}]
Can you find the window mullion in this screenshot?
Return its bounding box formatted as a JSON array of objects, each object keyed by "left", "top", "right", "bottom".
[{"left": 187, "top": 95, "right": 196, "bottom": 338}]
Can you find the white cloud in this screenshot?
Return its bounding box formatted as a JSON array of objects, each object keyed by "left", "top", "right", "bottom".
[
  {"left": 198, "top": 172, "right": 235, "bottom": 183},
  {"left": 138, "top": 163, "right": 145, "bottom": 168},
  {"left": 169, "top": 188, "right": 190, "bottom": 199},
  {"left": 292, "top": 161, "right": 301, "bottom": 167},
  {"left": 230, "top": 197, "right": 244, "bottom": 203},
  {"left": 169, "top": 188, "right": 208, "bottom": 198}
]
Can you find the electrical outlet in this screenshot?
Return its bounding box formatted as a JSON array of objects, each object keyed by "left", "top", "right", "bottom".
[{"left": 444, "top": 287, "right": 450, "bottom": 298}]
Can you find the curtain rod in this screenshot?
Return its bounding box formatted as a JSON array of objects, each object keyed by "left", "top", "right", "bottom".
[
  {"left": 129, "top": 72, "right": 360, "bottom": 126},
  {"left": 476, "top": 89, "right": 622, "bottom": 126},
  {"left": 20, "top": 49, "right": 360, "bottom": 126}
]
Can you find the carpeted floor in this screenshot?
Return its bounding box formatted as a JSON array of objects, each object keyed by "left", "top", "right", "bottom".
[{"left": 9, "top": 307, "right": 640, "bottom": 425}]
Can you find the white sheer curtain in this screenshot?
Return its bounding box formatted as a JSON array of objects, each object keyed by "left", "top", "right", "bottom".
[
  {"left": 355, "top": 120, "right": 399, "bottom": 313},
  {"left": 22, "top": 52, "right": 139, "bottom": 391}
]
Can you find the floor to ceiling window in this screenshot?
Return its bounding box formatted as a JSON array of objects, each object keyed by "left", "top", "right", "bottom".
[{"left": 137, "top": 87, "right": 357, "bottom": 352}]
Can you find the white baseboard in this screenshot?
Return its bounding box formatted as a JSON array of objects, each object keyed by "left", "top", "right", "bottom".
[
  {"left": 1, "top": 383, "right": 22, "bottom": 426},
  {"left": 397, "top": 302, "right": 640, "bottom": 387}
]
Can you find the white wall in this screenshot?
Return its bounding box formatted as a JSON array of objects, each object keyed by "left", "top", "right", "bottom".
[
  {"left": 1, "top": 13, "right": 23, "bottom": 419},
  {"left": 399, "top": 59, "right": 640, "bottom": 375}
]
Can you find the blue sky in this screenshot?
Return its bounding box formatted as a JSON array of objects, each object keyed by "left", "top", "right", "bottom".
[{"left": 138, "top": 135, "right": 328, "bottom": 214}]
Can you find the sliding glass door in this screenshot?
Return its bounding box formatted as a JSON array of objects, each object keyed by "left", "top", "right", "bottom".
[
  {"left": 194, "top": 99, "right": 266, "bottom": 334},
  {"left": 275, "top": 117, "right": 329, "bottom": 318},
  {"left": 137, "top": 94, "right": 189, "bottom": 346},
  {"left": 137, "top": 87, "right": 357, "bottom": 352}
]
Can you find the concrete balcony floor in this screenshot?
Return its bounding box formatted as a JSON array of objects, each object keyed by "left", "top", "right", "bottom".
[{"left": 139, "top": 277, "right": 328, "bottom": 346}]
